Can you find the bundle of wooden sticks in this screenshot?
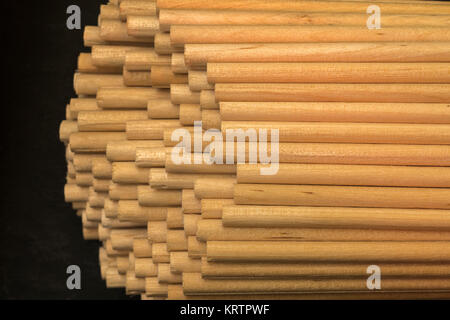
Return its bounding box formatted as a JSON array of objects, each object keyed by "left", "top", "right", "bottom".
[{"left": 59, "top": 0, "right": 450, "bottom": 300}]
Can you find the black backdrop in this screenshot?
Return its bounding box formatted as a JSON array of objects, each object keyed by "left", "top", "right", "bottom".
[{"left": 1, "top": 0, "right": 134, "bottom": 299}]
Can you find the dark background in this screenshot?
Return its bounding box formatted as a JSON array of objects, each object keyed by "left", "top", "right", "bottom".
[{"left": 0, "top": 0, "right": 134, "bottom": 299}]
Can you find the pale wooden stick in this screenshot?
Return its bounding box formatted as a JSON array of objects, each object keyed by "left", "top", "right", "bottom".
[
  {"left": 235, "top": 184, "right": 450, "bottom": 209},
  {"left": 97, "top": 87, "right": 169, "bottom": 109},
  {"left": 78, "top": 110, "right": 147, "bottom": 131},
  {"left": 100, "top": 20, "right": 153, "bottom": 43},
  {"left": 76, "top": 172, "right": 94, "bottom": 187},
  {"left": 159, "top": 9, "right": 450, "bottom": 31},
  {"left": 148, "top": 221, "right": 167, "bottom": 242},
  {"left": 152, "top": 243, "right": 170, "bottom": 263},
  {"left": 70, "top": 132, "right": 126, "bottom": 153},
  {"left": 185, "top": 42, "right": 450, "bottom": 68},
  {"left": 148, "top": 99, "right": 179, "bottom": 119},
  {"left": 74, "top": 73, "right": 123, "bottom": 95},
  {"left": 119, "top": 0, "right": 157, "bottom": 21},
  {"left": 73, "top": 154, "right": 105, "bottom": 172},
  {"left": 93, "top": 178, "right": 111, "bottom": 193},
  {"left": 126, "top": 120, "right": 182, "bottom": 139},
  {"left": 109, "top": 183, "right": 138, "bottom": 200},
  {"left": 92, "top": 158, "right": 113, "bottom": 179},
  {"left": 77, "top": 53, "right": 122, "bottom": 74},
  {"left": 167, "top": 207, "right": 184, "bottom": 229},
  {"left": 106, "top": 268, "right": 126, "bottom": 288},
  {"left": 157, "top": 0, "right": 450, "bottom": 14},
  {"left": 219, "top": 101, "right": 450, "bottom": 124},
  {"left": 187, "top": 236, "right": 206, "bottom": 258},
  {"left": 69, "top": 98, "right": 99, "bottom": 119},
  {"left": 150, "top": 168, "right": 230, "bottom": 189},
  {"left": 201, "top": 199, "right": 235, "bottom": 219},
  {"left": 182, "top": 189, "right": 201, "bottom": 213},
  {"left": 100, "top": 4, "right": 120, "bottom": 21},
  {"left": 179, "top": 104, "right": 201, "bottom": 126},
  {"left": 208, "top": 62, "right": 450, "bottom": 83},
  {"left": 184, "top": 214, "right": 201, "bottom": 236},
  {"left": 127, "top": 16, "right": 159, "bottom": 37},
  {"left": 171, "top": 84, "right": 200, "bottom": 104},
  {"left": 125, "top": 49, "right": 171, "bottom": 71},
  {"left": 59, "top": 120, "right": 78, "bottom": 143},
  {"left": 237, "top": 163, "right": 450, "bottom": 187},
  {"left": 207, "top": 241, "right": 450, "bottom": 262},
  {"left": 118, "top": 200, "right": 168, "bottom": 222},
  {"left": 183, "top": 272, "right": 450, "bottom": 294},
  {"left": 104, "top": 198, "right": 118, "bottom": 218},
  {"left": 133, "top": 238, "right": 153, "bottom": 258},
  {"left": 170, "top": 252, "right": 201, "bottom": 273},
  {"left": 215, "top": 83, "right": 450, "bottom": 103},
  {"left": 145, "top": 277, "right": 168, "bottom": 297},
  {"left": 158, "top": 263, "right": 182, "bottom": 284},
  {"left": 91, "top": 45, "right": 143, "bottom": 67},
  {"left": 171, "top": 53, "right": 187, "bottom": 74},
  {"left": 171, "top": 25, "right": 450, "bottom": 47},
  {"left": 150, "top": 65, "right": 188, "bottom": 88},
  {"left": 123, "top": 68, "right": 152, "bottom": 87},
  {"left": 138, "top": 185, "right": 182, "bottom": 206},
  {"left": 223, "top": 205, "right": 450, "bottom": 230},
  {"left": 135, "top": 258, "right": 158, "bottom": 277},
  {"left": 202, "top": 110, "right": 221, "bottom": 129},
  {"left": 110, "top": 228, "right": 147, "bottom": 250},
  {"left": 112, "top": 162, "right": 150, "bottom": 184},
  {"left": 135, "top": 147, "right": 170, "bottom": 167},
  {"left": 126, "top": 271, "right": 146, "bottom": 294},
  {"left": 167, "top": 229, "right": 188, "bottom": 251},
  {"left": 155, "top": 32, "right": 183, "bottom": 55},
  {"left": 197, "top": 219, "right": 450, "bottom": 242},
  {"left": 194, "top": 177, "right": 236, "bottom": 199},
  {"left": 200, "top": 90, "right": 218, "bottom": 109},
  {"left": 107, "top": 140, "right": 164, "bottom": 161}
]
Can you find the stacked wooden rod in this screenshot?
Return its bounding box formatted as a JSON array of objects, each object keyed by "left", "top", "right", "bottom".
[{"left": 60, "top": 0, "right": 450, "bottom": 300}]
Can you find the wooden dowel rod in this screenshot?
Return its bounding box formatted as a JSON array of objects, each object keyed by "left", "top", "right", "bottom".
[
  {"left": 125, "top": 49, "right": 170, "bottom": 71},
  {"left": 70, "top": 132, "right": 127, "bottom": 153},
  {"left": 171, "top": 84, "right": 200, "bottom": 104},
  {"left": 135, "top": 147, "right": 171, "bottom": 167},
  {"left": 112, "top": 162, "right": 150, "bottom": 184},
  {"left": 171, "top": 53, "right": 187, "bottom": 74},
  {"left": 106, "top": 268, "right": 126, "bottom": 288},
  {"left": 154, "top": 32, "right": 183, "bottom": 55},
  {"left": 138, "top": 185, "right": 182, "bottom": 206},
  {"left": 119, "top": 0, "right": 157, "bottom": 20},
  {"left": 157, "top": 0, "right": 450, "bottom": 15},
  {"left": 184, "top": 214, "right": 201, "bottom": 236},
  {"left": 208, "top": 62, "right": 450, "bottom": 84},
  {"left": 168, "top": 283, "right": 450, "bottom": 300},
  {"left": 180, "top": 104, "right": 201, "bottom": 126},
  {"left": 107, "top": 140, "right": 164, "bottom": 162},
  {"left": 93, "top": 178, "right": 110, "bottom": 192},
  {"left": 65, "top": 184, "right": 89, "bottom": 202},
  {"left": 237, "top": 163, "right": 450, "bottom": 188},
  {"left": 188, "top": 236, "right": 206, "bottom": 259},
  {"left": 150, "top": 65, "right": 188, "bottom": 88},
  {"left": 84, "top": 26, "right": 106, "bottom": 47},
  {"left": 148, "top": 221, "right": 167, "bottom": 243},
  {"left": 222, "top": 121, "right": 450, "bottom": 144},
  {"left": 75, "top": 172, "right": 94, "bottom": 187},
  {"left": 201, "top": 199, "right": 235, "bottom": 219},
  {"left": 135, "top": 258, "right": 158, "bottom": 277},
  {"left": 219, "top": 101, "right": 450, "bottom": 124},
  {"left": 166, "top": 155, "right": 237, "bottom": 174},
  {"left": 145, "top": 277, "right": 168, "bottom": 297},
  {"left": 59, "top": 120, "right": 78, "bottom": 143},
  {"left": 158, "top": 263, "right": 182, "bottom": 284},
  {"left": 159, "top": 9, "right": 450, "bottom": 31},
  {"left": 194, "top": 177, "right": 236, "bottom": 199},
  {"left": 78, "top": 53, "right": 122, "bottom": 74},
  {"left": 126, "top": 120, "right": 182, "bottom": 140},
  {"left": 97, "top": 87, "right": 169, "bottom": 109},
  {"left": 110, "top": 228, "right": 147, "bottom": 250},
  {"left": 104, "top": 198, "right": 118, "bottom": 218},
  {"left": 118, "top": 200, "right": 168, "bottom": 222},
  {"left": 78, "top": 110, "right": 147, "bottom": 131},
  {"left": 215, "top": 83, "right": 450, "bottom": 103},
  {"left": 150, "top": 168, "right": 230, "bottom": 190},
  {"left": 152, "top": 243, "right": 170, "bottom": 263},
  {"left": 202, "top": 259, "right": 450, "bottom": 279},
  {"left": 134, "top": 238, "right": 153, "bottom": 258},
  {"left": 123, "top": 68, "right": 152, "bottom": 87},
  {"left": 69, "top": 98, "right": 99, "bottom": 119},
  {"left": 91, "top": 45, "right": 143, "bottom": 67},
  {"left": 148, "top": 99, "right": 179, "bottom": 119},
  {"left": 182, "top": 189, "right": 201, "bottom": 213},
  {"left": 74, "top": 73, "right": 124, "bottom": 96},
  {"left": 197, "top": 219, "right": 450, "bottom": 241},
  {"left": 183, "top": 272, "right": 450, "bottom": 294},
  {"left": 100, "top": 20, "right": 153, "bottom": 43},
  {"left": 100, "top": 4, "right": 120, "bottom": 21},
  {"left": 185, "top": 42, "right": 450, "bottom": 68},
  {"left": 207, "top": 241, "right": 450, "bottom": 262},
  {"left": 109, "top": 183, "right": 138, "bottom": 200},
  {"left": 171, "top": 25, "right": 450, "bottom": 47},
  {"left": 202, "top": 110, "right": 221, "bottom": 130},
  {"left": 223, "top": 205, "right": 450, "bottom": 231},
  {"left": 167, "top": 229, "right": 188, "bottom": 251},
  {"left": 200, "top": 90, "right": 218, "bottom": 109},
  {"left": 189, "top": 70, "right": 214, "bottom": 91},
  {"left": 235, "top": 184, "right": 450, "bottom": 209},
  {"left": 73, "top": 154, "right": 105, "bottom": 172},
  {"left": 126, "top": 271, "right": 146, "bottom": 294},
  {"left": 92, "top": 158, "right": 113, "bottom": 179},
  {"left": 167, "top": 207, "right": 184, "bottom": 229},
  {"left": 170, "top": 252, "right": 201, "bottom": 273},
  {"left": 127, "top": 16, "right": 160, "bottom": 38}
]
